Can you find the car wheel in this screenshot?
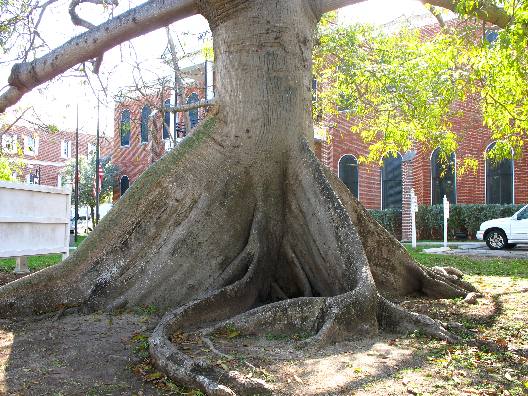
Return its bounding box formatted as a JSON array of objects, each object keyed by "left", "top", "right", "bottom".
[
  {"left": 506, "top": 243, "right": 517, "bottom": 249},
  {"left": 486, "top": 229, "right": 507, "bottom": 250}
]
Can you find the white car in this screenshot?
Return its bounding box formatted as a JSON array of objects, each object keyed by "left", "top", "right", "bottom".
[{"left": 476, "top": 204, "right": 528, "bottom": 249}]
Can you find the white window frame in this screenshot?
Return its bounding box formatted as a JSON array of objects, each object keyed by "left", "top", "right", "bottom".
[
  {"left": 24, "top": 135, "right": 39, "bottom": 156},
  {"left": 61, "top": 140, "right": 72, "bottom": 159},
  {"left": 87, "top": 143, "right": 96, "bottom": 157},
  {"left": 2, "top": 134, "right": 18, "bottom": 155}
]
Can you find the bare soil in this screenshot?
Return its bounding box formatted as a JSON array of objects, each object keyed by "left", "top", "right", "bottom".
[{"left": 0, "top": 274, "right": 526, "bottom": 395}]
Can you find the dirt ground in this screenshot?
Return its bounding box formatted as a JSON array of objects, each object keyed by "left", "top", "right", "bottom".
[{"left": 0, "top": 274, "right": 526, "bottom": 395}]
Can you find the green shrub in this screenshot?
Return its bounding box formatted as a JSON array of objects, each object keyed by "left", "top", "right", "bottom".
[
  {"left": 416, "top": 204, "right": 523, "bottom": 240},
  {"left": 368, "top": 208, "right": 402, "bottom": 239}
]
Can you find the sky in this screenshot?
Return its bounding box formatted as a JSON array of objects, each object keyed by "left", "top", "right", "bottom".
[{"left": 0, "top": 0, "right": 434, "bottom": 138}]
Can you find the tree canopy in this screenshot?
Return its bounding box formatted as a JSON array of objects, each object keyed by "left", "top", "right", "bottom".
[{"left": 314, "top": 2, "right": 528, "bottom": 168}]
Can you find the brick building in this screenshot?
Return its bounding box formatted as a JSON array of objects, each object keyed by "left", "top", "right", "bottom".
[
  {"left": 112, "top": 62, "right": 212, "bottom": 201},
  {"left": 1, "top": 125, "right": 111, "bottom": 187},
  {"left": 312, "top": 18, "right": 527, "bottom": 240},
  {"left": 315, "top": 91, "right": 528, "bottom": 240}
]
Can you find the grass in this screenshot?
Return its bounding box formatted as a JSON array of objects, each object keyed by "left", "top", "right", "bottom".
[
  {"left": 0, "top": 235, "right": 87, "bottom": 272},
  {"left": 407, "top": 245, "right": 528, "bottom": 278},
  {"left": 396, "top": 245, "right": 528, "bottom": 396}
]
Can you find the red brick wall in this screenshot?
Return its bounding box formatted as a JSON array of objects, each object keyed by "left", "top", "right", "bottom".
[
  {"left": 319, "top": 115, "right": 382, "bottom": 210},
  {"left": 112, "top": 86, "right": 207, "bottom": 201},
  {"left": 2, "top": 125, "right": 110, "bottom": 187},
  {"left": 316, "top": 91, "right": 528, "bottom": 214}
]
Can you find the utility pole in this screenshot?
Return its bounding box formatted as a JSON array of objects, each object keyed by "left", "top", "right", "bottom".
[
  {"left": 95, "top": 99, "right": 100, "bottom": 224},
  {"left": 74, "top": 104, "right": 79, "bottom": 243}
]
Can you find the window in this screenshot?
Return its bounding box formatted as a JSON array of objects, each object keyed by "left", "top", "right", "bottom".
[
  {"left": 24, "top": 135, "right": 38, "bottom": 156},
  {"left": 312, "top": 78, "right": 318, "bottom": 103},
  {"left": 486, "top": 142, "right": 513, "bottom": 204},
  {"left": 120, "top": 175, "right": 130, "bottom": 196},
  {"left": 381, "top": 153, "right": 402, "bottom": 210},
  {"left": 61, "top": 140, "right": 72, "bottom": 159},
  {"left": 87, "top": 143, "right": 96, "bottom": 157},
  {"left": 140, "top": 105, "right": 150, "bottom": 143},
  {"left": 2, "top": 134, "right": 17, "bottom": 154},
  {"left": 431, "top": 148, "right": 456, "bottom": 204},
  {"left": 187, "top": 93, "right": 199, "bottom": 129},
  {"left": 338, "top": 154, "right": 359, "bottom": 198},
  {"left": 163, "top": 99, "right": 171, "bottom": 140},
  {"left": 120, "top": 109, "right": 131, "bottom": 147}
]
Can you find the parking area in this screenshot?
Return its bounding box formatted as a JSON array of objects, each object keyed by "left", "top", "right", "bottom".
[{"left": 421, "top": 242, "right": 528, "bottom": 258}]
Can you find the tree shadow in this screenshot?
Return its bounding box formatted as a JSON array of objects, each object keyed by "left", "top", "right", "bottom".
[{"left": 0, "top": 312, "right": 164, "bottom": 396}]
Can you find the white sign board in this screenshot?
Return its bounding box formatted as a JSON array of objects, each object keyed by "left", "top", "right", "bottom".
[{"left": 0, "top": 181, "right": 71, "bottom": 261}]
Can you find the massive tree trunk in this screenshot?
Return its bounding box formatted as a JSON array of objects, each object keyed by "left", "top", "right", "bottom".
[{"left": 0, "top": 1, "right": 475, "bottom": 394}]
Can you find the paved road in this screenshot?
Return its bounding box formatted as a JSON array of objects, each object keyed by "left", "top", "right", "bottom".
[{"left": 420, "top": 243, "right": 528, "bottom": 258}]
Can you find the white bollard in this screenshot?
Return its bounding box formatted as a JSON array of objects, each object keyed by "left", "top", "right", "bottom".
[
  {"left": 443, "top": 195, "right": 450, "bottom": 249},
  {"left": 14, "top": 257, "right": 30, "bottom": 274},
  {"left": 410, "top": 189, "right": 418, "bottom": 249}
]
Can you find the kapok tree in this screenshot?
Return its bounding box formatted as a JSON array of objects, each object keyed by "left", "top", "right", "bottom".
[{"left": 0, "top": 0, "right": 515, "bottom": 394}]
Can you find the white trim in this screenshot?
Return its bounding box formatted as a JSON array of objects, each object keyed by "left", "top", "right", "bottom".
[
  {"left": 11, "top": 158, "right": 66, "bottom": 167},
  {"left": 0, "top": 180, "right": 71, "bottom": 195},
  {"left": 430, "top": 148, "right": 457, "bottom": 205},
  {"left": 337, "top": 153, "right": 359, "bottom": 199},
  {"left": 0, "top": 216, "right": 68, "bottom": 224},
  {"left": 484, "top": 141, "right": 515, "bottom": 204}
]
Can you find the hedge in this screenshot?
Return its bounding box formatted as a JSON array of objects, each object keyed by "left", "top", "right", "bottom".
[
  {"left": 367, "top": 204, "right": 523, "bottom": 241},
  {"left": 368, "top": 208, "right": 402, "bottom": 240},
  {"left": 416, "top": 203, "right": 523, "bottom": 240}
]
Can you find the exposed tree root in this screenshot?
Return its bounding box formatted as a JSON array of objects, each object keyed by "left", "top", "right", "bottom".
[
  {"left": 0, "top": 120, "right": 477, "bottom": 395},
  {"left": 146, "top": 139, "right": 476, "bottom": 395}
]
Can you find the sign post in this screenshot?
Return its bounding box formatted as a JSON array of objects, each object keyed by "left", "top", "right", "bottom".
[
  {"left": 443, "top": 195, "right": 450, "bottom": 249},
  {"left": 410, "top": 189, "right": 418, "bottom": 248}
]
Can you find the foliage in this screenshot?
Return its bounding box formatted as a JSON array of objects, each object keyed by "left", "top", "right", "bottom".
[
  {"left": 0, "top": 155, "right": 17, "bottom": 181},
  {"left": 61, "top": 154, "right": 119, "bottom": 210},
  {"left": 314, "top": 2, "right": 528, "bottom": 166},
  {"left": 416, "top": 203, "right": 523, "bottom": 240},
  {"left": 368, "top": 208, "right": 402, "bottom": 239}
]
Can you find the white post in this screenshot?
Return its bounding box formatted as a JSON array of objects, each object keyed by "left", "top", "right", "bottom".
[
  {"left": 443, "top": 194, "right": 450, "bottom": 249},
  {"left": 14, "top": 257, "right": 30, "bottom": 274},
  {"left": 410, "top": 189, "right": 418, "bottom": 249}
]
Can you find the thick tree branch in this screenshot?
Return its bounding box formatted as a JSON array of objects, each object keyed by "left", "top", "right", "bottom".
[
  {"left": 421, "top": 0, "right": 512, "bottom": 28},
  {"left": 317, "top": 0, "right": 512, "bottom": 29},
  {"left": 166, "top": 98, "right": 215, "bottom": 113},
  {"left": 0, "top": 0, "right": 197, "bottom": 113},
  {"left": 69, "top": 0, "right": 119, "bottom": 73},
  {"left": 428, "top": 5, "right": 446, "bottom": 27},
  {"left": 316, "top": 0, "right": 367, "bottom": 14}
]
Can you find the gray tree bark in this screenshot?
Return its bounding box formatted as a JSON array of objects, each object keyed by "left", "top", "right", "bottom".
[{"left": 0, "top": 0, "right": 479, "bottom": 394}]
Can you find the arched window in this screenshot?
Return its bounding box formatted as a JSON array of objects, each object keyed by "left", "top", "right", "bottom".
[
  {"left": 163, "top": 99, "right": 171, "bottom": 140},
  {"left": 486, "top": 142, "right": 513, "bottom": 204},
  {"left": 382, "top": 153, "right": 402, "bottom": 209},
  {"left": 338, "top": 154, "right": 359, "bottom": 198},
  {"left": 140, "top": 105, "right": 150, "bottom": 143},
  {"left": 431, "top": 148, "right": 456, "bottom": 204},
  {"left": 120, "top": 110, "right": 131, "bottom": 147},
  {"left": 187, "top": 92, "right": 199, "bottom": 129},
  {"left": 120, "top": 175, "right": 129, "bottom": 197}
]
